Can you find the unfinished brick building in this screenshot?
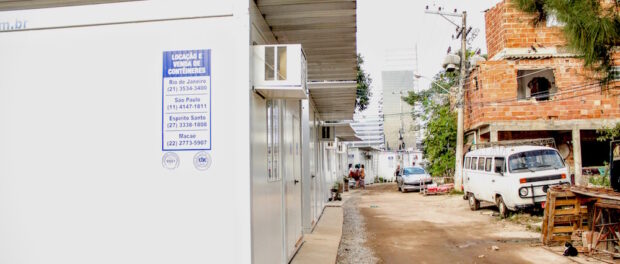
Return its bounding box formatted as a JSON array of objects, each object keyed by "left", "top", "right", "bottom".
[{"left": 464, "top": 0, "right": 620, "bottom": 184}]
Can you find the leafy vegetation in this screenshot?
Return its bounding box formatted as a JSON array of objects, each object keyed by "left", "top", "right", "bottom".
[
  {"left": 597, "top": 122, "right": 620, "bottom": 141},
  {"left": 589, "top": 173, "right": 611, "bottom": 187},
  {"left": 403, "top": 71, "right": 458, "bottom": 177},
  {"left": 356, "top": 54, "right": 372, "bottom": 111},
  {"left": 514, "top": 0, "right": 620, "bottom": 79}
]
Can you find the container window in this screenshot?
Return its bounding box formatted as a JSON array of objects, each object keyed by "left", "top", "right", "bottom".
[
  {"left": 267, "top": 100, "right": 273, "bottom": 179},
  {"left": 477, "top": 157, "right": 485, "bottom": 171},
  {"left": 265, "top": 47, "right": 275, "bottom": 81},
  {"left": 267, "top": 99, "right": 281, "bottom": 181},
  {"left": 464, "top": 157, "right": 471, "bottom": 169},
  {"left": 471, "top": 157, "right": 478, "bottom": 170},
  {"left": 273, "top": 100, "right": 280, "bottom": 181},
  {"left": 277, "top": 46, "right": 287, "bottom": 80}
]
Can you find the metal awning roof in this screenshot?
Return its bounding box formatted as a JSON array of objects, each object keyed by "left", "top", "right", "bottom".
[
  {"left": 308, "top": 81, "right": 356, "bottom": 121},
  {"left": 334, "top": 123, "right": 361, "bottom": 142},
  {"left": 257, "top": 0, "right": 358, "bottom": 122},
  {"left": 256, "top": 0, "right": 357, "bottom": 82},
  {"left": 357, "top": 146, "right": 380, "bottom": 151}
]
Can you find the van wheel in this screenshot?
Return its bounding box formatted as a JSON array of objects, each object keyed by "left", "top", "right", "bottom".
[
  {"left": 497, "top": 196, "right": 508, "bottom": 219},
  {"left": 398, "top": 186, "right": 401, "bottom": 192},
  {"left": 468, "top": 193, "right": 480, "bottom": 211}
]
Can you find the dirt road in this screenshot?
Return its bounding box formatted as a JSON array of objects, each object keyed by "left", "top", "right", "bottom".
[{"left": 337, "top": 183, "right": 584, "bottom": 264}]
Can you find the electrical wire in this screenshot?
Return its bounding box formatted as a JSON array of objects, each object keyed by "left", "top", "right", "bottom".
[{"left": 466, "top": 81, "right": 604, "bottom": 106}]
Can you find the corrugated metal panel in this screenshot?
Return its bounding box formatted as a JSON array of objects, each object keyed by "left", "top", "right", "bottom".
[
  {"left": 256, "top": 0, "right": 357, "bottom": 82},
  {"left": 308, "top": 81, "right": 356, "bottom": 121}
]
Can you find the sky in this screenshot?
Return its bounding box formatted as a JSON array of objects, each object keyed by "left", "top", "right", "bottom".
[{"left": 356, "top": 0, "right": 502, "bottom": 115}]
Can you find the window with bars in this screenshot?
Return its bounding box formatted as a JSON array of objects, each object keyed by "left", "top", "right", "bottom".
[{"left": 267, "top": 100, "right": 281, "bottom": 181}]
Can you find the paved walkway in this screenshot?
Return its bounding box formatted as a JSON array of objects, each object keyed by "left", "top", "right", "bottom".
[{"left": 291, "top": 192, "right": 349, "bottom": 264}]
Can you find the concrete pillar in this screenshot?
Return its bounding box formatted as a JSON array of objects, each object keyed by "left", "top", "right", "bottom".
[
  {"left": 572, "top": 128, "right": 584, "bottom": 186},
  {"left": 490, "top": 129, "right": 499, "bottom": 142}
]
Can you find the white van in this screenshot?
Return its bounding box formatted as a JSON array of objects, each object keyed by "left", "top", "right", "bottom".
[{"left": 463, "top": 146, "right": 570, "bottom": 218}]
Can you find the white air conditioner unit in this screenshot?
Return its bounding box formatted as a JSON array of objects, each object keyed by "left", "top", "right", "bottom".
[
  {"left": 253, "top": 44, "right": 308, "bottom": 99},
  {"left": 336, "top": 142, "right": 346, "bottom": 154},
  {"left": 325, "top": 141, "right": 336, "bottom": 150},
  {"left": 320, "top": 126, "right": 335, "bottom": 141}
]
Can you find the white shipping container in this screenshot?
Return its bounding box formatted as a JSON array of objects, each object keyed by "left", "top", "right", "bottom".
[{"left": 0, "top": 1, "right": 252, "bottom": 263}]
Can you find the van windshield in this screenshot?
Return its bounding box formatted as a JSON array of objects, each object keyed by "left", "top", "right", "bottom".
[{"left": 508, "top": 149, "right": 564, "bottom": 173}]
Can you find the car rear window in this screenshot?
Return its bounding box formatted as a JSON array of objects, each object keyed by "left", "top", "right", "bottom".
[{"left": 404, "top": 167, "right": 426, "bottom": 175}]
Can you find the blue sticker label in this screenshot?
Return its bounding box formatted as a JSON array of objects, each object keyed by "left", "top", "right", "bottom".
[{"left": 162, "top": 49, "right": 212, "bottom": 151}]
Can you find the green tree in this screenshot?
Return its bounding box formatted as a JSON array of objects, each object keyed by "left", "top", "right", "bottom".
[
  {"left": 514, "top": 0, "right": 620, "bottom": 79},
  {"left": 402, "top": 48, "right": 479, "bottom": 176},
  {"left": 356, "top": 54, "right": 372, "bottom": 111},
  {"left": 423, "top": 102, "right": 457, "bottom": 177},
  {"left": 403, "top": 71, "right": 458, "bottom": 177}
]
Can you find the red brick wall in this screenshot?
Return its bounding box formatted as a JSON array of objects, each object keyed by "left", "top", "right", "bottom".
[
  {"left": 613, "top": 48, "right": 620, "bottom": 89},
  {"left": 464, "top": 58, "right": 620, "bottom": 130},
  {"left": 485, "top": 0, "right": 567, "bottom": 59},
  {"left": 484, "top": 2, "right": 505, "bottom": 60}
]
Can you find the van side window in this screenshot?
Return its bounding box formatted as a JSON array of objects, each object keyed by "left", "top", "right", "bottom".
[
  {"left": 465, "top": 157, "right": 470, "bottom": 169},
  {"left": 477, "top": 157, "right": 485, "bottom": 171},
  {"left": 485, "top": 157, "right": 492, "bottom": 172},
  {"left": 494, "top": 157, "right": 505, "bottom": 174},
  {"left": 471, "top": 157, "right": 477, "bottom": 170}
]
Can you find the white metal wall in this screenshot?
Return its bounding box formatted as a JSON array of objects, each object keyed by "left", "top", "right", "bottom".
[
  {"left": 0, "top": 1, "right": 252, "bottom": 263},
  {"left": 249, "top": 2, "right": 288, "bottom": 263},
  {"left": 377, "top": 151, "right": 424, "bottom": 181},
  {"left": 378, "top": 152, "right": 398, "bottom": 180}
]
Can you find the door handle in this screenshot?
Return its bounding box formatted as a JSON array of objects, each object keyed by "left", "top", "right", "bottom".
[
  {"left": 492, "top": 179, "right": 495, "bottom": 183},
  {"left": 294, "top": 179, "right": 300, "bottom": 184},
  {"left": 311, "top": 175, "right": 316, "bottom": 178},
  {"left": 467, "top": 177, "right": 470, "bottom": 180}
]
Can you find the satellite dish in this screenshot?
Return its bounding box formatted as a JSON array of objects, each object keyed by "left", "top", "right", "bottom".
[{"left": 558, "top": 143, "right": 570, "bottom": 159}]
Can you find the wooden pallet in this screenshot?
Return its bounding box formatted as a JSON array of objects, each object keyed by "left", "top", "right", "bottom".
[{"left": 542, "top": 186, "right": 589, "bottom": 245}]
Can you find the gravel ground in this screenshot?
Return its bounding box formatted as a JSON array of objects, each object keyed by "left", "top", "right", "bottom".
[
  {"left": 336, "top": 190, "right": 379, "bottom": 264},
  {"left": 336, "top": 183, "right": 596, "bottom": 264}
]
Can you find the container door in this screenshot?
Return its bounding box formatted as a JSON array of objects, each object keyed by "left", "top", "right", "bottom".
[
  {"left": 309, "top": 116, "right": 317, "bottom": 225},
  {"left": 285, "top": 112, "right": 302, "bottom": 260}
]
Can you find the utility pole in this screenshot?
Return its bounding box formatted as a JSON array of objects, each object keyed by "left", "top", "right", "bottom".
[
  {"left": 455, "top": 11, "right": 467, "bottom": 191},
  {"left": 424, "top": 8, "right": 467, "bottom": 190},
  {"left": 393, "top": 89, "right": 407, "bottom": 168}
]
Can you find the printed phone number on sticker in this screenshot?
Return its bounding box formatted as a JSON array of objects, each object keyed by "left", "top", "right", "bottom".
[
  {"left": 166, "top": 85, "right": 209, "bottom": 93},
  {"left": 166, "top": 122, "right": 208, "bottom": 129},
  {"left": 166, "top": 103, "right": 209, "bottom": 111},
  {"left": 166, "top": 140, "right": 209, "bottom": 147}
]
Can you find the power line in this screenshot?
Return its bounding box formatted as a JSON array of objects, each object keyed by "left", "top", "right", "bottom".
[
  {"left": 465, "top": 81, "right": 603, "bottom": 106},
  {"left": 484, "top": 87, "right": 620, "bottom": 107}
]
